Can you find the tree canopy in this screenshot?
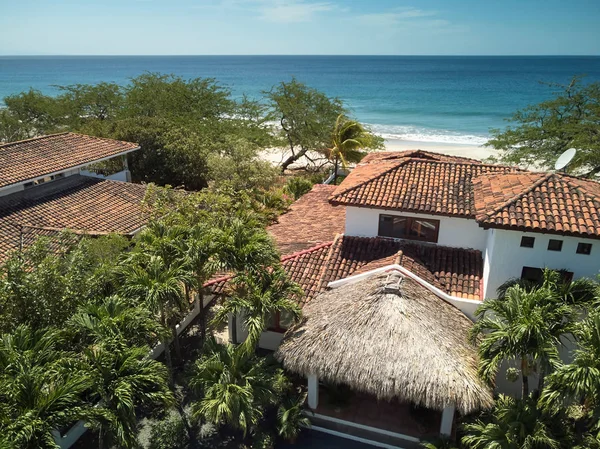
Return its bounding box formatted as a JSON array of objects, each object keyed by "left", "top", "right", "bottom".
[{"left": 487, "top": 77, "right": 600, "bottom": 176}]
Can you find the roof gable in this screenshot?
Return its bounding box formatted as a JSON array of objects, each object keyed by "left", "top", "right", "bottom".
[
  {"left": 0, "top": 133, "right": 139, "bottom": 189},
  {"left": 330, "top": 155, "right": 516, "bottom": 217},
  {"left": 474, "top": 172, "right": 600, "bottom": 238}
]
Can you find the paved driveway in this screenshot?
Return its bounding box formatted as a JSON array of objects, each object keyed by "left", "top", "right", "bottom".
[{"left": 278, "top": 430, "right": 380, "bottom": 449}]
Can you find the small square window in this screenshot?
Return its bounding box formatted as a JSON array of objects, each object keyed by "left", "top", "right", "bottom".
[
  {"left": 577, "top": 243, "right": 592, "bottom": 255},
  {"left": 548, "top": 239, "right": 563, "bottom": 251},
  {"left": 520, "top": 236, "right": 535, "bottom": 248}
]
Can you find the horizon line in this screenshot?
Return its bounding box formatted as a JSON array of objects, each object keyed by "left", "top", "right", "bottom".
[{"left": 1, "top": 54, "right": 600, "bottom": 58}]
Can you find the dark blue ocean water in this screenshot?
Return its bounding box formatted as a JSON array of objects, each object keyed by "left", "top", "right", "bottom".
[{"left": 1, "top": 55, "right": 600, "bottom": 144}]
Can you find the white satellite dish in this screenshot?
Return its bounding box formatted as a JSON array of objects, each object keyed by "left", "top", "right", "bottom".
[{"left": 555, "top": 148, "right": 577, "bottom": 172}]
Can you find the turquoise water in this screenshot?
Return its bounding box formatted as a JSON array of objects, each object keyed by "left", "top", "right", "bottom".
[{"left": 1, "top": 55, "right": 599, "bottom": 144}]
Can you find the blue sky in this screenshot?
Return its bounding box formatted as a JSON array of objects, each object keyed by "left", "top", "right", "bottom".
[{"left": 0, "top": 0, "right": 599, "bottom": 55}]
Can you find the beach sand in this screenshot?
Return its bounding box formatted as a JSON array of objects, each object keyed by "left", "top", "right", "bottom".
[
  {"left": 383, "top": 138, "right": 495, "bottom": 160},
  {"left": 261, "top": 138, "right": 497, "bottom": 170}
]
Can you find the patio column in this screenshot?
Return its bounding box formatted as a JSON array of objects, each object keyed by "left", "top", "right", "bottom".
[
  {"left": 440, "top": 405, "right": 455, "bottom": 436},
  {"left": 307, "top": 374, "right": 319, "bottom": 409}
]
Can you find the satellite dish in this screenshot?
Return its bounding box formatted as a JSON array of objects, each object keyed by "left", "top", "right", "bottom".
[{"left": 555, "top": 148, "right": 577, "bottom": 172}]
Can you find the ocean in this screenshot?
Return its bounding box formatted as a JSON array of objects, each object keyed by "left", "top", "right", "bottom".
[{"left": 1, "top": 55, "right": 600, "bottom": 145}]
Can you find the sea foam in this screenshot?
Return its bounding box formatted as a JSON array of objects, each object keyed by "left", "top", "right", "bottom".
[{"left": 368, "top": 124, "right": 489, "bottom": 146}]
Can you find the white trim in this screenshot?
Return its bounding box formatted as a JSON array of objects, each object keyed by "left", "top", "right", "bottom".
[
  {"left": 310, "top": 425, "right": 406, "bottom": 449},
  {"left": 327, "top": 263, "right": 482, "bottom": 307},
  {"left": 309, "top": 412, "right": 420, "bottom": 443},
  {"left": 0, "top": 146, "right": 140, "bottom": 192}
]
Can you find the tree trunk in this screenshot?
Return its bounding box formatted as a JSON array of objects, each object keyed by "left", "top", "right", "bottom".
[
  {"left": 175, "top": 400, "right": 197, "bottom": 449},
  {"left": 98, "top": 424, "right": 104, "bottom": 449},
  {"left": 281, "top": 147, "right": 309, "bottom": 172},
  {"left": 161, "top": 308, "right": 174, "bottom": 386},
  {"left": 333, "top": 155, "right": 339, "bottom": 185},
  {"left": 521, "top": 358, "right": 529, "bottom": 399}
]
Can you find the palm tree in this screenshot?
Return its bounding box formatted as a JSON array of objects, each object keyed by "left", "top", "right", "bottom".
[
  {"left": 327, "top": 114, "right": 375, "bottom": 184},
  {"left": 277, "top": 393, "right": 311, "bottom": 443},
  {"left": 212, "top": 267, "right": 302, "bottom": 353},
  {"left": 540, "top": 312, "right": 600, "bottom": 436},
  {"left": 83, "top": 345, "right": 174, "bottom": 449},
  {"left": 120, "top": 254, "right": 194, "bottom": 376},
  {"left": 461, "top": 394, "right": 573, "bottom": 449},
  {"left": 69, "top": 295, "right": 163, "bottom": 349},
  {"left": 470, "top": 282, "right": 576, "bottom": 398},
  {"left": 188, "top": 337, "right": 274, "bottom": 437},
  {"left": 496, "top": 269, "right": 598, "bottom": 307},
  {"left": 0, "top": 326, "right": 93, "bottom": 449}
]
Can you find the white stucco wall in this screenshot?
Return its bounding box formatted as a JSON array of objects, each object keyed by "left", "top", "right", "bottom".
[
  {"left": 231, "top": 314, "right": 285, "bottom": 351},
  {"left": 484, "top": 229, "right": 600, "bottom": 299},
  {"left": 344, "top": 206, "right": 489, "bottom": 252}
]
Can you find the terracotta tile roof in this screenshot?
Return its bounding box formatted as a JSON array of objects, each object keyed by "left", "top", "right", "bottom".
[
  {"left": 330, "top": 151, "right": 516, "bottom": 217},
  {"left": 474, "top": 172, "right": 600, "bottom": 238},
  {"left": 322, "top": 235, "right": 483, "bottom": 300},
  {"left": 0, "top": 175, "right": 148, "bottom": 262},
  {"left": 268, "top": 184, "right": 345, "bottom": 255},
  {"left": 0, "top": 133, "right": 139, "bottom": 189},
  {"left": 204, "top": 235, "right": 483, "bottom": 302}
]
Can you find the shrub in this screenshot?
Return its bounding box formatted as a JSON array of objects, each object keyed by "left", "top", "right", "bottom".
[
  {"left": 284, "top": 177, "right": 313, "bottom": 200},
  {"left": 149, "top": 413, "right": 189, "bottom": 449}
]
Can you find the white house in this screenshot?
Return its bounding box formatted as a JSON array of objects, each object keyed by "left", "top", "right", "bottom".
[{"left": 0, "top": 132, "right": 148, "bottom": 262}]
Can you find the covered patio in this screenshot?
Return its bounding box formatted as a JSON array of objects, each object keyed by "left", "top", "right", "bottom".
[{"left": 276, "top": 269, "right": 493, "bottom": 441}]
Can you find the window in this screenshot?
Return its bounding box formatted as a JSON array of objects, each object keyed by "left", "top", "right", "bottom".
[
  {"left": 268, "top": 310, "right": 295, "bottom": 333},
  {"left": 23, "top": 173, "right": 65, "bottom": 189},
  {"left": 548, "top": 239, "right": 563, "bottom": 251},
  {"left": 378, "top": 214, "right": 439, "bottom": 243},
  {"left": 577, "top": 243, "right": 593, "bottom": 255},
  {"left": 521, "top": 267, "right": 544, "bottom": 284},
  {"left": 520, "top": 236, "right": 535, "bottom": 248},
  {"left": 521, "top": 267, "right": 573, "bottom": 285}
]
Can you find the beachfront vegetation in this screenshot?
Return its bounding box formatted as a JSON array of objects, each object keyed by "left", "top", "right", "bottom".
[
  {"left": 0, "top": 188, "right": 308, "bottom": 449},
  {"left": 266, "top": 78, "right": 382, "bottom": 172},
  {"left": 326, "top": 114, "right": 383, "bottom": 183},
  {"left": 0, "top": 74, "right": 379, "bottom": 192},
  {"left": 488, "top": 76, "right": 600, "bottom": 176}
]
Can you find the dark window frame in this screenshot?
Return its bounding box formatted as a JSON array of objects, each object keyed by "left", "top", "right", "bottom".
[
  {"left": 267, "top": 311, "right": 291, "bottom": 334},
  {"left": 378, "top": 214, "right": 440, "bottom": 243},
  {"left": 548, "top": 239, "right": 563, "bottom": 252},
  {"left": 520, "top": 236, "right": 535, "bottom": 248},
  {"left": 521, "top": 266, "right": 574, "bottom": 284},
  {"left": 577, "top": 242, "right": 593, "bottom": 255}
]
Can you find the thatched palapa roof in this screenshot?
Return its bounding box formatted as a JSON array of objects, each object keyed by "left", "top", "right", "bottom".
[{"left": 275, "top": 270, "right": 493, "bottom": 415}]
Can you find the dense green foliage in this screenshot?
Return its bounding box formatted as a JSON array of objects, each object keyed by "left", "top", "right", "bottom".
[
  {"left": 0, "top": 187, "right": 307, "bottom": 449},
  {"left": 487, "top": 77, "right": 600, "bottom": 176},
  {"left": 266, "top": 78, "right": 381, "bottom": 171}
]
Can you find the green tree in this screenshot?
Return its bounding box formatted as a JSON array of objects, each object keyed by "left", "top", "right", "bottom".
[
  {"left": 212, "top": 267, "right": 302, "bottom": 354},
  {"left": 462, "top": 394, "right": 573, "bottom": 449},
  {"left": 540, "top": 312, "right": 600, "bottom": 439},
  {"left": 277, "top": 393, "right": 310, "bottom": 443},
  {"left": 0, "top": 326, "right": 93, "bottom": 449},
  {"left": 83, "top": 345, "right": 174, "bottom": 449},
  {"left": 69, "top": 295, "right": 163, "bottom": 349},
  {"left": 188, "top": 338, "right": 274, "bottom": 437},
  {"left": 120, "top": 253, "right": 194, "bottom": 377},
  {"left": 266, "top": 78, "right": 346, "bottom": 172},
  {"left": 487, "top": 77, "right": 600, "bottom": 176},
  {"left": 470, "top": 274, "right": 576, "bottom": 398},
  {"left": 327, "top": 114, "right": 383, "bottom": 183}
]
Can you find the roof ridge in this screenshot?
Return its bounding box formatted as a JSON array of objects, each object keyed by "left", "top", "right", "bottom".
[
  {"left": 0, "top": 132, "right": 71, "bottom": 149},
  {"left": 280, "top": 241, "right": 333, "bottom": 262},
  {"left": 478, "top": 172, "right": 553, "bottom": 222}
]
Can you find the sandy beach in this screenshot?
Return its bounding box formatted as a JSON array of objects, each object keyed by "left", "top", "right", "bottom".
[{"left": 261, "top": 138, "right": 497, "bottom": 170}]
